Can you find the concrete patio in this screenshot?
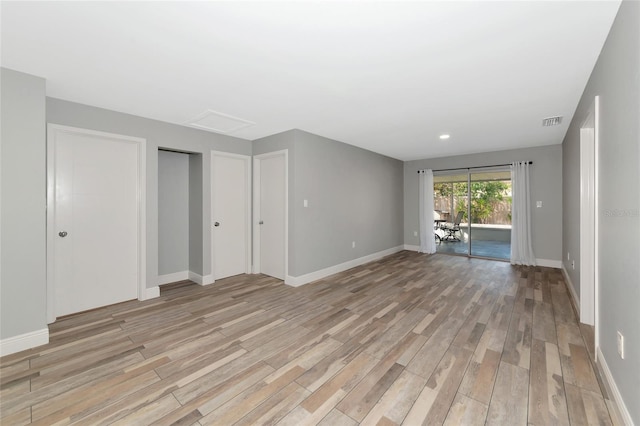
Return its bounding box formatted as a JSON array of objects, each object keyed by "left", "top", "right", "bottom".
[{"left": 435, "top": 224, "right": 511, "bottom": 260}]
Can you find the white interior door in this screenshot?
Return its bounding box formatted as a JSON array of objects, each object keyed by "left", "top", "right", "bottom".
[
  {"left": 211, "top": 152, "right": 250, "bottom": 280},
  {"left": 255, "top": 152, "right": 286, "bottom": 280},
  {"left": 48, "top": 125, "right": 144, "bottom": 318}
]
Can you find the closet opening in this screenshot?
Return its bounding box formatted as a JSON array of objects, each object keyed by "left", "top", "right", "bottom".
[{"left": 157, "top": 149, "right": 203, "bottom": 284}]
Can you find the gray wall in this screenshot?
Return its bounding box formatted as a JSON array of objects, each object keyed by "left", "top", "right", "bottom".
[
  {"left": 253, "top": 129, "right": 404, "bottom": 277},
  {"left": 158, "top": 150, "right": 189, "bottom": 275},
  {"left": 562, "top": 1, "right": 639, "bottom": 422},
  {"left": 46, "top": 98, "right": 252, "bottom": 288},
  {"left": 404, "top": 145, "right": 563, "bottom": 262},
  {"left": 1, "top": 68, "right": 47, "bottom": 339},
  {"left": 293, "top": 130, "right": 404, "bottom": 276}
]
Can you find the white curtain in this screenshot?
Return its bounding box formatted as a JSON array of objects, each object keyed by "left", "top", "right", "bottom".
[
  {"left": 510, "top": 162, "right": 536, "bottom": 265},
  {"left": 419, "top": 169, "right": 437, "bottom": 254}
]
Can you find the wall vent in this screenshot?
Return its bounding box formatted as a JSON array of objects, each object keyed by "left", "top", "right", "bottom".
[
  {"left": 542, "top": 116, "right": 563, "bottom": 127},
  {"left": 184, "top": 110, "right": 255, "bottom": 134}
]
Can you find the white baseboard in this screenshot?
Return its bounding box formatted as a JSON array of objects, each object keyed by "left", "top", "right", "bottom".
[
  {"left": 157, "top": 271, "right": 189, "bottom": 285},
  {"left": 0, "top": 328, "right": 49, "bottom": 357},
  {"left": 285, "top": 245, "right": 404, "bottom": 287},
  {"left": 141, "top": 286, "right": 160, "bottom": 300},
  {"left": 536, "top": 258, "right": 562, "bottom": 268},
  {"left": 189, "top": 271, "right": 215, "bottom": 286},
  {"left": 597, "top": 347, "right": 634, "bottom": 425},
  {"left": 158, "top": 270, "right": 215, "bottom": 287},
  {"left": 561, "top": 263, "right": 580, "bottom": 316},
  {"left": 403, "top": 244, "right": 420, "bottom": 252}
]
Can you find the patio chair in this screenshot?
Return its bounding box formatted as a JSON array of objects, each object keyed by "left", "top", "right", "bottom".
[
  {"left": 434, "top": 210, "right": 446, "bottom": 242},
  {"left": 441, "top": 211, "right": 464, "bottom": 241}
]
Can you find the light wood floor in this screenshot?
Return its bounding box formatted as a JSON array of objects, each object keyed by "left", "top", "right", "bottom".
[{"left": 1, "top": 251, "right": 617, "bottom": 425}]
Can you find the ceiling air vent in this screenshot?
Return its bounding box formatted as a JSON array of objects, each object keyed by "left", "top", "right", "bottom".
[
  {"left": 542, "top": 116, "right": 563, "bottom": 127},
  {"left": 184, "top": 109, "right": 255, "bottom": 134}
]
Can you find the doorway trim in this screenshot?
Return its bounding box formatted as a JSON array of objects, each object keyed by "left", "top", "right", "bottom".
[
  {"left": 252, "top": 149, "right": 288, "bottom": 279},
  {"left": 579, "top": 96, "right": 599, "bottom": 345},
  {"left": 46, "top": 124, "right": 147, "bottom": 324},
  {"left": 210, "top": 150, "right": 252, "bottom": 279}
]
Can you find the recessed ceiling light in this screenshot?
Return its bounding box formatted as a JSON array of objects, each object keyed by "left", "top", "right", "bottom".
[{"left": 439, "top": 134, "right": 450, "bottom": 140}]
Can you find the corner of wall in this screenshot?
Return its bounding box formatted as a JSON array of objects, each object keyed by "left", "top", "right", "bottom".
[
  {"left": 141, "top": 286, "right": 160, "bottom": 300},
  {"left": 188, "top": 271, "right": 215, "bottom": 286},
  {"left": 561, "top": 261, "right": 580, "bottom": 316}
]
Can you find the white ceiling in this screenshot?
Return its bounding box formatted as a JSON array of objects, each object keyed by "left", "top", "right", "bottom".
[{"left": 1, "top": 1, "right": 621, "bottom": 161}]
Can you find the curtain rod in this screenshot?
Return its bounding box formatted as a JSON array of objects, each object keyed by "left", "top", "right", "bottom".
[{"left": 417, "top": 161, "right": 532, "bottom": 173}]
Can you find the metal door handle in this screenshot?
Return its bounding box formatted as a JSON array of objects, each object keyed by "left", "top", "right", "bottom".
[
  {"left": 214, "top": 222, "right": 220, "bottom": 227},
  {"left": 259, "top": 220, "right": 264, "bottom": 225},
  {"left": 58, "top": 231, "right": 68, "bottom": 237}
]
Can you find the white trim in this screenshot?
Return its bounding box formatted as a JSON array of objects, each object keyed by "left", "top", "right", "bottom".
[
  {"left": 157, "top": 271, "right": 189, "bottom": 285},
  {"left": 46, "top": 124, "right": 147, "bottom": 324},
  {"left": 535, "top": 258, "right": 562, "bottom": 269},
  {"left": 580, "top": 105, "right": 596, "bottom": 326},
  {"left": 189, "top": 271, "right": 215, "bottom": 286},
  {"left": 0, "top": 328, "right": 49, "bottom": 357},
  {"left": 138, "top": 132, "right": 147, "bottom": 306},
  {"left": 46, "top": 125, "right": 56, "bottom": 324},
  {"left": 210, "top": 151, "right": 252, "bottom": 280},
  {"left": 158, "top": 269, "right": 217, "bottom": 288},
  {"left": 252, "top": 158, "right": 261, "bottom": 274},
  {"left": 253, "top": 150, "right": 289, "bottom": 279},
  {"left": 404, "top": 244, "right": 420, "bottom": 252},
  {"left": 597, "top": 347, "right": 634, "bottom": 426},
  {"left": 285, "top": 246, "right": 404, "bottom": 287},
  {"left": 561, "top": 263, "right": 580, "bottom": 318},
  {"left": 594, "top": 95, "right": 600, "bottom": 356},
  {"left": 142, "top": 286, "right": 160, "bottom": 300}
]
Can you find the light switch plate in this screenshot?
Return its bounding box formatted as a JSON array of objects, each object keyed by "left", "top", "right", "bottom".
[
  {"left": 617, "top": 331, "right": 625, "bottom": 359},
  {"left": 303, "top": 199, "right": 308, "bottom": 207}
]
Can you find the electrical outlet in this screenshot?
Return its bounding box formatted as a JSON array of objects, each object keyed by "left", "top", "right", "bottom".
[
  {"left": 352, "top": 241, "right": 356, "bottom": 248},
  {"left": 617, "top": 331, "right": 625, "bottom": 359},
  {"left": 414, "top": 231, "right": 418, "bottom": 237},
  {"left": 571, "top": 260, "right": 575, "bottom": 270}
]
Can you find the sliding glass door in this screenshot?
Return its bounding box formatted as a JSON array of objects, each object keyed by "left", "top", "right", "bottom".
[{"left": 433, "top": 168, "right": 511, "bottom": 260}]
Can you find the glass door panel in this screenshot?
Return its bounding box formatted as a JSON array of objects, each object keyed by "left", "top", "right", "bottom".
[
  {"left": 433, "top": 174, "right": 468, "bottom": 256},
  {"left": 468, "top": 171, "right": 512, "bottom": 260}
]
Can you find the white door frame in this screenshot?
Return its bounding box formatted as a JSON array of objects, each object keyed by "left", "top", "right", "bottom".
[
  {"left": 46, "top": 124, "right": 147, "bottom": 324},
  {"left": 579, "top": 96, "right": 599, "bottom": 349},
  {"left": 210, "top": 150, "right": 252, "bottom": 278},
  {"left": 252, "top": 150, "right": 288, "bottom": 278}
]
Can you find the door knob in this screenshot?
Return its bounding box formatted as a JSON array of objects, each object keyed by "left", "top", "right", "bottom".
[
  {"left": 259, "top": 220, "right": 264, "bottom": 225},
  {"left": 214, "top": 222, "right": 220, "bottom": 227},
  {"left": 58, "top": 231, "right": 68, "bottom": 237}
]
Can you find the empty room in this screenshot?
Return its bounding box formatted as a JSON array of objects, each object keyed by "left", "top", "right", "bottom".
[{"left": 1, "top": 1, "right": 638, "bottom": 425}]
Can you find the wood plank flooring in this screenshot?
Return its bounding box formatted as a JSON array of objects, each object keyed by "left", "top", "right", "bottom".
[{"left": 0, "top": 251, "right": 616, "bottom": 425}]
